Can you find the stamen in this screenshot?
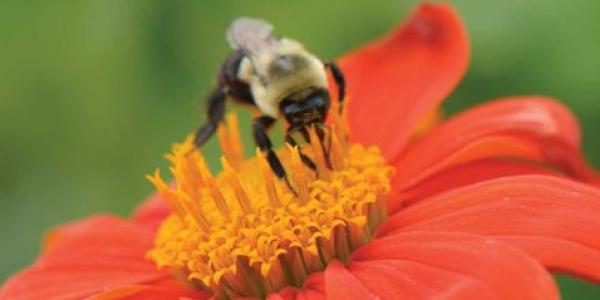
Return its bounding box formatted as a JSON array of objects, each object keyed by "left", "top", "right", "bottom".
[
  {"left": 221, "top": 156, "right": 253, "bottom": 214},
  {"left": 147, "top": 170, "right": 186, "bottom": 219},
  {"left": 147, "top": 111, "right": 393, "bottom": 298},
  {"left": 177, "top": 192, "right": 211, "bottom": 233},
  {"left": 257, "top": 149, "right": 281, "bottom": 208},
  {"left": 330, "top": 97, "right": 350, "bottom": 150},
  {"left": 286, "top": 145, "right": 310, "bottom": 205},
  {"left": 218, "top": 113, "right": 244, "bottom": 170},
  {"left": 307, "top": 126, "right": 331, "bottom": 180},
  {"left": 196, "top": 153, "right": 230, "bottom": 218}
]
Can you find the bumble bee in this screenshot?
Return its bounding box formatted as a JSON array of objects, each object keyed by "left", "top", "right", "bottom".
[{"left": 194, "top": 17, "right": 345, "bottom": 192}]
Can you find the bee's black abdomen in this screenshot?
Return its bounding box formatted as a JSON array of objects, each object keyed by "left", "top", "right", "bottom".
[{"left": 219, "top": 50, "right": 255, "bottom": 105}]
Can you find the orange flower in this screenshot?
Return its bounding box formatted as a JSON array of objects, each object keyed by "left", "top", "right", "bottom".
[{"left": 3, "top": 3, "right": 600, "bottom": 299}]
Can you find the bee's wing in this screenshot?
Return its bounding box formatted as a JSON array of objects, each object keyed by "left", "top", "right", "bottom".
[{"left": 227, "top": 17, "right": 278, "bottom": 56}]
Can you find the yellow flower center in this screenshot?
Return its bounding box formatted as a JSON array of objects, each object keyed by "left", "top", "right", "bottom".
[{"left": 147, "top": 111, "right": 393, "bottom": 298}]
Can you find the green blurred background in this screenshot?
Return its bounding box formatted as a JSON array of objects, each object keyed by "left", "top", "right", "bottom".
[{"left": 1, "top": 0, "right": 599, "bottom": 298}]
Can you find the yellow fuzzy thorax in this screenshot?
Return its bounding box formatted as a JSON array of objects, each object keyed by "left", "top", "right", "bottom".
[{"left": 147, "top": 112, "right": 393, "bottom": 298}]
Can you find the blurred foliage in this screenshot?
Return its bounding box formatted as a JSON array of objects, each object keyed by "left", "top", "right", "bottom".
[{"left": 1, "top": 0, "right": 599, "bottom": 298}]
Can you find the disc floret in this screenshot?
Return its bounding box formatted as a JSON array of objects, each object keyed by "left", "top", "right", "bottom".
[{"left": 147, "top": 114, "right": 393, "bottom": 298}]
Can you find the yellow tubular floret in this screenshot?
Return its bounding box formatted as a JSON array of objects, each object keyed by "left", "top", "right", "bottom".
[{"left": 147, "top": 112, "right": 393, "bottom": 298}]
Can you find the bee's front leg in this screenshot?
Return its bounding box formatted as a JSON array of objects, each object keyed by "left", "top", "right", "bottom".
[
  {"left": 285, "top": 126, "right": 317, "bottom": 172},
  {"left": 194, "top": 86, "right": 227, "bottom": 148},
  {"left": 314, "top": 123, "right": 333, "bottom": 169},
  {"left": 253, "top": 116, "right": 298, "bottom": 195}
]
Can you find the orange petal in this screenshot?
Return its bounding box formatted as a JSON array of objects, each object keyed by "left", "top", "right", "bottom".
[
  {"left": 132, "top": 192, "right": 171, "bottom": 231},
  {"left": 91, "top": 279, "right": 209, "bottom": 300},
  {"left": 392, "top": 97, "right": 595, "bottom": 194},
  {"left": 348, "top": 259, "right": 498, "bottom": 300},
  {"left": 381, "top": 175, "right": 600, "bottom": 284},
  {"left": 0, "top": 215, "right": 180, "bottom": 300},
  {"left": 411, "top": 108, "right": 443, "bottom": 139},
  {"left": 268, "top": 272, "right": 325, "bottom": 300},
  {"left": 324, "top": 261, "right": 378, "bottom": 300},
  {"left": 340, "top": 3, "right": 469, "bottom": 161},
  {"left": 351, "top": 231, "right": 558, "bottom": 300},
  {"left": 389, "top": 158, "right": 562, "bottom": 210}
]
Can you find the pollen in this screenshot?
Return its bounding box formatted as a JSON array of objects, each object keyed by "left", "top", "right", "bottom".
[{"left": 147, "top": 112, "right": 393, "bottom": 298}]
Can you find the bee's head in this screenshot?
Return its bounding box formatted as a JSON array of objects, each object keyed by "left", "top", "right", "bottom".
[{"left": 280, "top": 89, "right": 330, "bottom": 127}]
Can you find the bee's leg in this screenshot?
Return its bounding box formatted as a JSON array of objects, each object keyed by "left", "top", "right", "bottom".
[
  {"left": 285, "top": 126, "right": 317, "bottom": 172},
  {"left": 310, "top": 124, "right": 333, "bottom": 169},
  {"left": 297, "top": 126, "right": 332, "bottom": 169},
  {"left": 316, "top": 124, "right": 333, "bottom": 167},
  {"left": 325, "top": 61, "right": 346, "bottom": 113},
  {"left": 253, "top": 116, "right": 297, "bottom": 195},
  {"left": 194, "top": 87, "right": 227, "bottom": 148}
]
